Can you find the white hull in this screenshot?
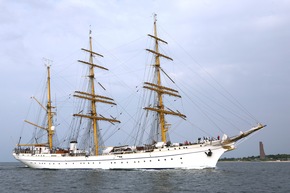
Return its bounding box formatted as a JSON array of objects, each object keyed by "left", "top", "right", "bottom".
[{"left": 13, "top": 142, "right": 229, "bottom": 170}]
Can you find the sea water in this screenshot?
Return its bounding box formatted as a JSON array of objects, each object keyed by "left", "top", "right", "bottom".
[{"left": 0, "top": 161, "right": 289, "bottom": 193}]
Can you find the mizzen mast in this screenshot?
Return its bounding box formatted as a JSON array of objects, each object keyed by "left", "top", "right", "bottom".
[
  {"left": 19, "top": 63, "right": 55, "bottom": 149},
  {"left": 73, "top": 30, "right": 120, "bottom": 156},
  {"left": 144, "top": 14, "right": 186, "bottom": 143}
]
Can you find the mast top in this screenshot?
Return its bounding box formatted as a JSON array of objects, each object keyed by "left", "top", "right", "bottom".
[
  {"left": 43, "top": 57, "right": 53, "bottom": 68},
  {"left": 154, "top": 13, "right": 157, "bottom": 23}
]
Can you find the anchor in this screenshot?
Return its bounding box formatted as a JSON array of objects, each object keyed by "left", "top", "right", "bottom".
[{"left": 205, "top": 149, "right": 212, "bottom": 157}]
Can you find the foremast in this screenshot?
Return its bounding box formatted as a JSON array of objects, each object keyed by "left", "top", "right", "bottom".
[
  {"left": 73, "top": 30, "right": 120, "bottom": 156},
  {"left": 144, "top": 15, "right": 186, "bottom": 143}
]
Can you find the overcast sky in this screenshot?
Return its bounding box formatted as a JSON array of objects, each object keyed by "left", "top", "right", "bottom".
[{"left": 1, "top": 0, "right": 290, "bottom": 162}]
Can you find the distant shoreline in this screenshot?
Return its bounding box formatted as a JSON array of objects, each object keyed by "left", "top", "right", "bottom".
[
  {"left": 219, "top": 160, "right": 290, "bottom": 163},
  {"left": 219, "top": 154, "right": 290, "bottom": 162}
]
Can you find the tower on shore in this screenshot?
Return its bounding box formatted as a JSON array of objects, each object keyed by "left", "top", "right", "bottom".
[{"left": 259, "top": 141, "right": 266, "bottom": 159}]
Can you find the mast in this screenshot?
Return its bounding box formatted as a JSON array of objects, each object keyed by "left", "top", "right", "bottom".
[
  {"left": 88, "top": 30, "right": 99, "bottom": 156},
  {"left": 73, "top": 30, "right": 120, "bottom": 156},
  {"left": 46, "top": 65, "right": 54, "bottom": 150},
  {"left": 144, "top": 14, "right": 186, "bottom": 143},
  {"left": 18, "top": 63, "right": 55, "bottom": 149}
]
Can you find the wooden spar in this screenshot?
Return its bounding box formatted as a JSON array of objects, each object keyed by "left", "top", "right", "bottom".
[
  {"left": 74, "top": 91, "right": 115, "bottom": 101},
  {"left": 73, "top": 114, "right": 120, "bottom": 123},
  {"left": 31, "top": 96, "right": 47, "bottom": 111},
  {"left": 143, "top": 82, "right": 181, "bottom": 98},
  {"left": 73, "top": 93, "right": 117, "bottom": 105},
  {"left": 143, "top": 107, "right": 186, "bottom": 118},
  {"left": 147, "top": 34, "right": 168, "bottom": 44},
  {"left": 144, "top": 82, "right": 179, "bottom": 93},
  {"left": 81, "top": 48, "right": 104, "bottom": 57},
  {"left": 143, "top": 85, "right": 181, "bottom": 98},
  {"left": 222, "top": 124, "right": 266, "bottom": 145},
  {"left": 78, "top": 60, "right": 109, "bottom": 71},
  {"left": 24, "top": 120, "right": 47, "bottom": 130},
  {"left": 146, "top": 49, "right": 173, "bottom": 61}
]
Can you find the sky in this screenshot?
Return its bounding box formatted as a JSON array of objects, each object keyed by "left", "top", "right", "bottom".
[{"left": 1, "top": 0, "right": 290, "bottom": 162}]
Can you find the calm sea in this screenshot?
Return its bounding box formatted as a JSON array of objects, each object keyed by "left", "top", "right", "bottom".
[{"left": 0, "top": 162, "right": 289, "bottom": 193}]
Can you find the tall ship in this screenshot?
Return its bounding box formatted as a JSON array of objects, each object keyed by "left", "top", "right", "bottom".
[{"left": 13, "top": 16, "right": 265, "bottom": 169}]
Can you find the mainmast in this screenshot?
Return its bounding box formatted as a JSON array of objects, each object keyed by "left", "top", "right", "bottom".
[
  {"left": 144, "top": 14, "right": 186, "bottom": 143},
  {"left": 73, "top": 30, "right": 120, "bottom": 156}
]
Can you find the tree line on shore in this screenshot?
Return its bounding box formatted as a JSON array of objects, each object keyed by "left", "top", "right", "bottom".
[{"left": 219, "top": 154, "right": 290, "bottom": 161}]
